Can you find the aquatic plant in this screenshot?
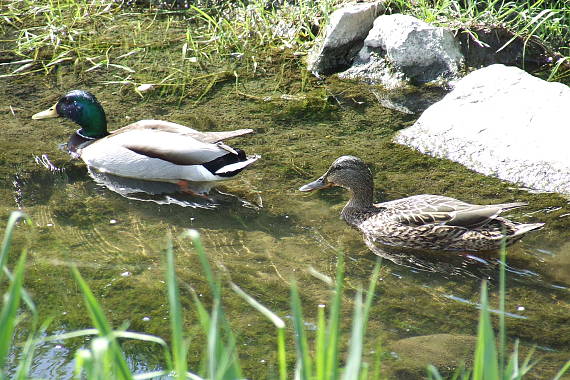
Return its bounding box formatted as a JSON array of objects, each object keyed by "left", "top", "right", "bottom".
[
  {"left": 0, "top": 213, "right": 379, "bottom": 379},
  {"left": 427, "top": 245, "right": 570, "bottom": 380},
  {"left": 1, "top": 212, "right": 569, "bottom": 379}
]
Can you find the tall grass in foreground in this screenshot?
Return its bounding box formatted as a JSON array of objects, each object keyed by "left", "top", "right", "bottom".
[
  {"left": 427, "top": 245, "right": 570, "bottom": 380},
  {"left": 1, "top": 211, "right": 569, "bottom": 379}
]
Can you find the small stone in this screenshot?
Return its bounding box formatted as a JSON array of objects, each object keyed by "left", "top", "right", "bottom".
[{"left": 136, "top": 83, "right": 154, "bottom": 93}]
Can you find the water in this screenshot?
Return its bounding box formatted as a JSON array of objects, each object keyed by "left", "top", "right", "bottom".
[{"left": 2, "top": 67, "right": 569, "bottom": 379}]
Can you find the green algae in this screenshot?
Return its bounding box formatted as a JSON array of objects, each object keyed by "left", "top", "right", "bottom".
[{"left": 1, "top": 4, "right": 570, "bottom": 379}]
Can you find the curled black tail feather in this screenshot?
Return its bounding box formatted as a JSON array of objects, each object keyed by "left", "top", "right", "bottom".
[{"left": 202, "top": 148, "right": 247, "bottom": 177}]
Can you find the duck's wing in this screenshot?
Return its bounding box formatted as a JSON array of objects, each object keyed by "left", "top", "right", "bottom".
[
  {"left": 113, "top": 120, "right": 254, "bottom": 143},
  {"left": 377, "top": 194, "right": 527, "bottom": 228},
  {"left": 102, "top": 126, "right": 233, "bottom": 165}
]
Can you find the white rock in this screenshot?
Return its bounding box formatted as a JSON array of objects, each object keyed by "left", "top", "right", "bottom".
[
  {"left": 395, "top": 64, "right": 570, "bottom": 194},
  {"left": 342, "top": 14, "right": 463, "bottom": 85},
  {"left": 307, "top": 2, "right": 384, "bottom": 75}
]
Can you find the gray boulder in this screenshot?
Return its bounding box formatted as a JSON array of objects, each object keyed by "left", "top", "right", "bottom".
[
  {"left": 340, "top": 14, "right": 464, "bottom": 85},
  {"left": 395, "top": 64, "right": 570, "bottom": 195},
  {"left": 307, "top": 2, "right": 384, "bottom": 76}
]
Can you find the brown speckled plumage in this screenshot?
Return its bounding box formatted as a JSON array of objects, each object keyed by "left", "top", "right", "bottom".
[{"left": 300, "top": 156, "right": 544, "bottom": 252}]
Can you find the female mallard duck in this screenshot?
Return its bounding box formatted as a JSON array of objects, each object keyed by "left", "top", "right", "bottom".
[
  {"left": 299, "top": 156, "right": 544, "bottom": 252},
  {"left": 32, "top": 90, "right": 259, "bottom": 184}
]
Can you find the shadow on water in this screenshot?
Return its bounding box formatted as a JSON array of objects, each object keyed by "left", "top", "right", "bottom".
[
  {"left": 87, "top": 167, "right": 252, "bottom": 210},
  {"left": 364, "top": 235, "right": 502, "bottom": 279},
  {"left": 11, "top": 156, "right": 300, "bottom": 240},
  {"left": 362, "top": 234, "right": 570, "bottom": 293}
]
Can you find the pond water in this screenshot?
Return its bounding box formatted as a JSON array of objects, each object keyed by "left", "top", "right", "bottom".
[{"left": 1, "top": 62, "right": 570, "bottom": 378}]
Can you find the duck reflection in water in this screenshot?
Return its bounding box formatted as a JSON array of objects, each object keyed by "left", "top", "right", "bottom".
[{"left": 88, "top": 166, "right": 259, "bottom": 210}]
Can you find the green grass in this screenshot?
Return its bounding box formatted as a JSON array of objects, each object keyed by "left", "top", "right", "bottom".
[
  {"left": 2, "top": 0, "right": 567, "bottom": 96},
  {"left": 1, "top": 212, "right": 569, "bottom": 379},
  {"left": 427, "top": 244, "right": 570, "bottom": 380},
  {"left": 0, "top": 0, "right": 340, "bottom": 98}
]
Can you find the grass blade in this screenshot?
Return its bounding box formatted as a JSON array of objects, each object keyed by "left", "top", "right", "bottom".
[
  {"left": 553, "top": 360, "right": 570, "bottom": 380},
  {"left": 315, "top": 303, "right": 327, "bottom": 380},
  {"left": 472, "top": 280, "right": 499, "bottom": 380},
  {"left": 0, "top": 249, "right": 27, "bottom": 371},
  {"left": 0, "top": 211, "right": 36, "bottom": 322},
  {"left": 342, "top": 261, "right": 381, "bottom": 380},
  {"left": 426, "top": 364, "right": 444, "bottom": 380},
  {"left": 205, "top": 295, "right": 241, "bottom": 380},
  {"left": 207, "top": 298, "right": 220, "bottom": 379},
  {"left": 71, "top": 266, "right": 133, "bottom": 380},
  {"left": 14, "top": 320, "right": 50, "bottom": 380},
  {"left": 183, "top": 230, "right": 241, "bottom": 380},
  {"left": 165, "top": 237, "right": 188, "bottom": 379},
  {"left": 230, "top": 282, "right": 287, "bottom": 380},
  {"left": 372, "top": 337, "right": 384, "bottom": 380},
  {"left": 189, "top": 288, "right": 211, "bottom": 333},
  {"left": 0, "top": 211, "right": 29, "bottom": 284},
  {"left": 276, "top": 327, "right": 287, "bottom": 380},
  {"left": 341, "top": 287, "right": 364, "bottom": 380},
  {"left": 74, "top": 348, "right": 94, "bottom": 378},
  {"left": 363, "top": 261, "right": 381, "bottom": 332},
  {"left": 230, "top": 282, "right": 285, "bottom": 329},
  {"left": 290, "top": 280, "right": 312, "bottom": 380},
  {"left": 182, "top": 229, "right": 217, "bottom": 297},
  {"left": 504, "top": 340, "right": 519, "bottom": 379},
  {"left": 325, "top": 251, "right": 345, "bottom": 380}
]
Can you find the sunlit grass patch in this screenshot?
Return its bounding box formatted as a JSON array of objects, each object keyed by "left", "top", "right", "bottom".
[
  {"left": 1, "top": 0, "right": 122, "bottom": 75},
  {"left": 2, "top": 0, "right": 567, "bottom": 96},
  {"left": 1, "top": 0, "right": 341, "bottom": 98}
]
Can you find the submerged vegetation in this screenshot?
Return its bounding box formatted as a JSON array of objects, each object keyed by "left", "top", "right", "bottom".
[
  {"left": 1, "top": 0, "right": 570, "bottom": 379},
  {"left": 2, "top": 213, "right": 569, "bottom": 379}
]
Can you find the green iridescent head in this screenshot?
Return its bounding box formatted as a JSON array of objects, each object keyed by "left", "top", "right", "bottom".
[{"left": 32, "top": 90, "right": 109, "bottom": 138}]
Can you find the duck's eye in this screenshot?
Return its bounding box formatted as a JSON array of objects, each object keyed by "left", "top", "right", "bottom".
[
  {"left": 332, "top": 163, "right": 351, "bottom": 172},
  {"left": 61, "top": 96, "right": 74, "bottom": 104},
  {"left": 56, "top": 98, "right": 82, "bottom": 118}
]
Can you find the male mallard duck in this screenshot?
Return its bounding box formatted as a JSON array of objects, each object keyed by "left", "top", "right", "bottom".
[
  {"left": 32, "top": 90, "right": 260, "bottom": 184},
  {"left": 299, "top": 156, "right": 544, "bottom": 252}
]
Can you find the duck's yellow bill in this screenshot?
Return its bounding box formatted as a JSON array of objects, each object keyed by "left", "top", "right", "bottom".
[{"left": 32, "top": 104, "right": 59, "bottom": 119}]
